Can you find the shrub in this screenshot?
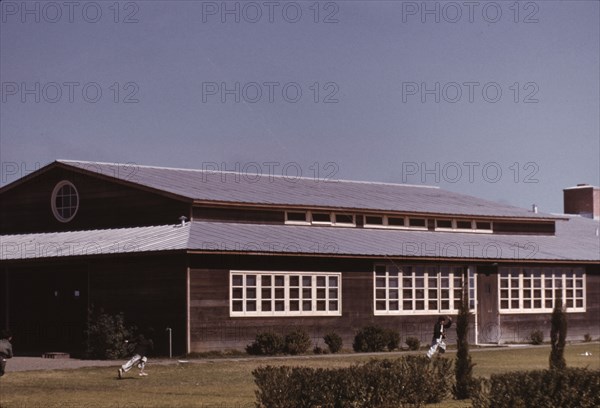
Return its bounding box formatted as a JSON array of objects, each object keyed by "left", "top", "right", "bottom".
[
  {"left": 405, "top": 336, "right": 421, "bottom": 351},
  {"left": 323, "top": 332, "right": 343, "bottom": 353},
  {"left": 253, "top": 355, "right": 454, "bottom": 408},
  {"left": 353, "top": 326, "right": 399, "bottom": 352},
  {"left": 246, "top": 331, "right": 284, "bottom": 355},
  {"left": 85, "top": 308, "right": 135, "bottom": 360},
  {"left": 386, "top": 329, "right": 400, "bottom": 351},
  {"left": 471, "top": 368, "right": 600, "bottom": 408},
  {"left": 529, "top": 329, "right": 544, "bottom": 345},
  {"left": 584, "top": 333, "right": 592, "bottom": 342},
  {"left": 284, "top": 329, "right": 312, "bottom": 355}
]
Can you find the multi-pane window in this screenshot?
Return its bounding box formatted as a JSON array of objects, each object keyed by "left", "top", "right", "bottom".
[
  {"left": 435, "top": 219, "right": 493, "bottom": 233},
  {"left": 374, "top": 264, "right": 474, "bottom": 315},
  {"left": 285, "top": 211, "right": 355, "bottom": 227},
  {"left": 230, "top": 271, "right": 341, "bottom": 316},
  {"left": 363, "top": 215, "right": 427, "bottom": 229},
  {"left": 499, "top": 267, "right": 585, "bottom": 313},
  {"left": 51, "top": 180, "right": 79, "bottom": 222}
]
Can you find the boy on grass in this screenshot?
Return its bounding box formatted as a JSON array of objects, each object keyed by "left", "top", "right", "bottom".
[
  {"left": 118, "top": 328, "right": 154, "bottom": 379},
  {"left": 426, "top": 316, "right": 452, "bottom": 359}
]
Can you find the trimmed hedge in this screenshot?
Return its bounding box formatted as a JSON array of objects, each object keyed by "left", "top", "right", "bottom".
[
  {"left": 471, "top": 368, "right": 600, "bottom": 408},
  {"left": 253, "top": 356, "right": 453, "bottom": 408}
]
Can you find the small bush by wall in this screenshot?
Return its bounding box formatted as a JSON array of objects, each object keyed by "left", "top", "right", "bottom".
[
  {"left": 405, "top": 336, "right": 421, "bottom": 351},
  {"left": 253, "top": 356, "right": 453, "bottom": 408},
  {"left": 85, "top": 309, "right": 135, "bottom": 360},
  {"left": 324, "top": 332, "right": 343, "bottom": 353},
  {"left": 353, "top": 326, "right": 400, "bottom": 352},
  {"left": 284, "top": 329, "right": 312, "bottom": 355},
  {"left": 529, "top": 329, "right": 544, "bottom": 345},
  {"left": 471, "top": 368, "right": 600, "bottom": 408},
  {"left": 246, "top": 331, "right": 284, "bottom": 355}
]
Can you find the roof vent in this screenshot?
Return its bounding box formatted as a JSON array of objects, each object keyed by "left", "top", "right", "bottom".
[
  {"left": 532, "top": 204, "right": 538, "bottom": 214},
  {"left": 178, "top": 216, "right": 188, "bottom": 227}
]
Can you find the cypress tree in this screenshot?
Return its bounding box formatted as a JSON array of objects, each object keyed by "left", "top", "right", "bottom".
[
  {"left": 549, "top": 294, "right": 567, "bottom": 370},
  {"left": 454, "top": 277, "right": 475, "bottom": 399}
]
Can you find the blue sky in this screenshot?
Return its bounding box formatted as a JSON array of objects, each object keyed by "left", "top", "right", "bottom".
[{"left": 1, "top": 1, "right": 598, "bottom": 213}]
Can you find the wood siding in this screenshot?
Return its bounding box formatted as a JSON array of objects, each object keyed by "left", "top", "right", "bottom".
[
  {"left": 497, "top": 267, "right": 600, "bottom": 343},
  {"left": 0, "top": 254, "right": 188, "bottom": 355},
  {"left": 0, "top": 167, "right": 191, "bottom": 234},
  {"left": 188, "top": 255, "right": 476, "bottom": 352}
]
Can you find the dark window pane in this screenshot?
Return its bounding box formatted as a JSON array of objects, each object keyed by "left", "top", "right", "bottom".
[
  {"left": 365, "top": 216, "right": 384, "bottom": 225},
  {"left": 232, "top": 301, "right": 243, "bottom": 311},
  {"left": 287, "top": 212, "right": 307, "bottom": 222},
  {"left": 409, "top": 218, "right": 426, "bottom": 227},
  {"left": 335, "top": 214, "right": 354, "bottom": 224},
  {"left": 312, "top": 213, "right": 331, "bottom": 222},
  {"left": 456, "top": 220, "right": 472, "bottom": 229},
  {"left": 437, "top": 219, "right": 452, "bottom": 228},
  {"left": 388, "top": 217, "right": 405, "bottom": 226}
]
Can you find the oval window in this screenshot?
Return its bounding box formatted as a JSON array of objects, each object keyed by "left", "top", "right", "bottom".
[{"left": 51, "top": 180, "right": 79, "bottom": 222}]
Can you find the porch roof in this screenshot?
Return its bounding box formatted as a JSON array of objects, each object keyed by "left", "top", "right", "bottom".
[{"left": 2, "top": 216, "right": 598, "bottom": 263}]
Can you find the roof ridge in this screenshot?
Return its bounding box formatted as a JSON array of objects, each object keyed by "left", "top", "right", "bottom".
[{"left": 57, "top": 159, "right": 439, "bottom": 189}]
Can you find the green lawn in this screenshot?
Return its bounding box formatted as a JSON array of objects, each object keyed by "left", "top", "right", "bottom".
[{"left": 1, "top": 343, "right": 598, "bottom": 408}]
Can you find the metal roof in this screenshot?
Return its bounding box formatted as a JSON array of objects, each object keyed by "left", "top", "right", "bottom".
[
  {"left": 0, "top": 224, "right": 189, "bottom": 260},
  {"left": 53, "top": 160, "right": 558, "bottom": 219},
  {"left": 2, "top": 217, "right": 598, "bottom": 262}
]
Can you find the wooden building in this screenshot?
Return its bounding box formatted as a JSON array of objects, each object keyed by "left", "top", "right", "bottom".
[{"left": 1, "top": 160, "right": 598, "bottom": 355}]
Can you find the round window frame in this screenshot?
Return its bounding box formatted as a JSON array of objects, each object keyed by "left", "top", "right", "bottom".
[{"left": 51, "top": 180, "right": 79, "bottom": 223}]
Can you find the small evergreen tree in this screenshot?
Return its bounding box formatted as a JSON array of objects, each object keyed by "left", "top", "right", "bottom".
[
  {"left": 549, "top": 295, "right": 567, "bottom": 370},
  {"left": 85, "top": 307, "right": 135, "bottom": 359},
  {"left": 454, "top": 277, "right": 475, "bottom": 399}
]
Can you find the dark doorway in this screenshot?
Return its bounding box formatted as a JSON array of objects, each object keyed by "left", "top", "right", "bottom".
[{"left": 7, "top": 265, "right": 88, "bottom": 353}]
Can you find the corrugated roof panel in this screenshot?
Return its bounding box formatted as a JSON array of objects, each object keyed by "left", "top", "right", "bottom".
[
  {"left": 57, "top": 160, "right": 557, "bottom": 219},
  {"left": 2, "top": 217, "right": 597, "bottom": 262},
  {"left": 0, "top": 224, "right": 189, "bottom": 260},
  {"left": 187, "top": 220, "right": 599, "bottom": 261}
]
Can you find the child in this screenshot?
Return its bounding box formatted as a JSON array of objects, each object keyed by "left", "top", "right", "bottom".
[
  {"left": 426, "top": 316, "right": 452, "bottom": 359},
  {"left": 118, "top": 329, "right": 154, "bottom": 379},
  {"left": 0, "top": 329, "right": 14, "bottom": 377}
]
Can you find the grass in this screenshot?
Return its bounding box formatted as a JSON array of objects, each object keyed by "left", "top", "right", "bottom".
[{"left": 0, "top": 343, "right": 598, "bottom": 408}]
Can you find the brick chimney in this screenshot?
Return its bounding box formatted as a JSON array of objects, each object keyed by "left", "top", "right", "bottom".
[{"left": 563, "top": 184, "right": 600, "bottom": 219}]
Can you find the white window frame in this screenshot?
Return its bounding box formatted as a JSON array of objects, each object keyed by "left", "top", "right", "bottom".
[
  {"left": 498, "top": 267, "right": 586, "bottom": 314},
  {"left": 434, "top": 219, "right": 493, "bottom": 234},
  {"left": 230, "top": 271, "right": 342, "bottom": 317},
  {"left": 373, "top": 264, "right": 475, "bottom": 315},
  {"left": 333, "top": 213, "right": 356, "bottom": 227},
  {"left": 363, "top": 215, "right": 428, "bottom": 230},
  {"left": 285, "top": 211, "right": 310, "bottom": 225},
  {"left": 51, "top": 180, "right": 79, "bottom": 223},
  {"left": 285, "top": 211, "right": 356, "bottom": 227},
  {"left": 311, "top": 211, "right": 334, "bottom": 225}
]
